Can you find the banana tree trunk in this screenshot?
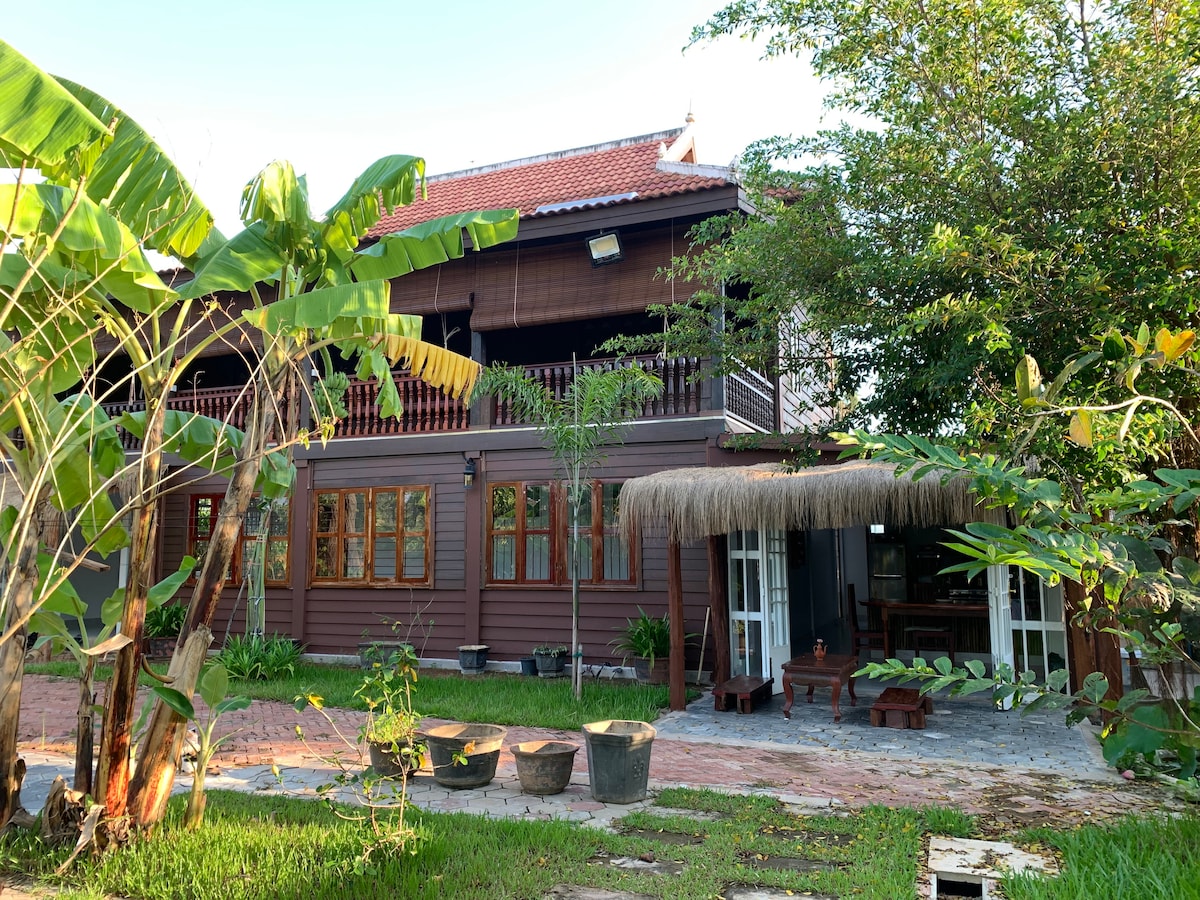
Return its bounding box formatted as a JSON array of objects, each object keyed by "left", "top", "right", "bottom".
[
  {"left": 0, "top": 549, "right": 41, "bottom": 825},
  {"left": 130, "top": 371, "right": 284, "bottom": 827},
  {"left": 74, "top": 657, "right": 95, "bottom": 796},
  {"left": 96, "top": 402, "right": 167, "bottom": 820}
]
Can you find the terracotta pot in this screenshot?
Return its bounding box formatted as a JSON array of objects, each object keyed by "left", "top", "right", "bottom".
[{"left": 632, "top": 657, "right": 669, "bottom": 684}]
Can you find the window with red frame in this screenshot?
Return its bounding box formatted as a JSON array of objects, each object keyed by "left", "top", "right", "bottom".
[
  {"left": 312, "top": 486, "right": 431, "bottom": 585},
  {"left": 487, "top": 481, "right": 633, "bottom": 585},
  {"left": 187, "top": 494, "right": 290, "bottom": 585}
]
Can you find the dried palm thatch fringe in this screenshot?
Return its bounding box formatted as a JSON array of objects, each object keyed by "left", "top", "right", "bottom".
[{"left": 619, "top": 460, "right": 1002, "bottom": 544}]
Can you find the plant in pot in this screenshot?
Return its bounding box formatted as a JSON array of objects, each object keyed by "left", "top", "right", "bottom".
[
  {"left": 611, "top": 607, "right": 675, "bottom": 684},
  {"left": 357, "top": 641, "right": 424, "bottom": 778},
  {"left": 532, "top": 645, "right": 568, "bottom": 678},
  {"left": 143, "top": 601, "right": 188, "bottom": 658}
]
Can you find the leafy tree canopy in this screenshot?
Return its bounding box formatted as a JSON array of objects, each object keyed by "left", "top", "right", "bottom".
[{"left": 653, "top": 0, "right": 1200, "bottom": 453}]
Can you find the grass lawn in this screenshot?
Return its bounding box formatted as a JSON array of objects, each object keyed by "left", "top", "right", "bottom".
[
  {"left": 25, "top": 661, "right": 686, "bottom": 731},
  {"left": 3, "top": 789, "right": 1195, "bottom": 900}
]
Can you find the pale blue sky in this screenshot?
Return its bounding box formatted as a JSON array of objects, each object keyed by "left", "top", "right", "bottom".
[{"left": 7, "top": 0, "right": 827, "bottom": 233}]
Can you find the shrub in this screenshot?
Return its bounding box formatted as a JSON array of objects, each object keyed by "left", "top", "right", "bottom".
[
  {"left": 217, "top": 634, "right": 304, "bottom": 681},
  {"left": 144, "top": 602, "right": 188, "bottom": 639}
]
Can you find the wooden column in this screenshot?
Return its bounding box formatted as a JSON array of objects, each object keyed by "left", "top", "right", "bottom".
[
  {"left": 463, "top": 454, "right": 484, "bottom": 644},
  {"left": 707, "top": 535, "right": 731, "bottom": 686},
  {"left": 667, "top": 538, "right": 686, "bottom": 711}
]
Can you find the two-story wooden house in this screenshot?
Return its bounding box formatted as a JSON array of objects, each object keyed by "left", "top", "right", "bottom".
[{"left": 142, "top": 120, "right": 801, "bottom": 672}]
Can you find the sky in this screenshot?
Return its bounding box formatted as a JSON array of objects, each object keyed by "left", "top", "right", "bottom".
[{"left": 6, "top": 0, "right": 830, "bottom": 235}]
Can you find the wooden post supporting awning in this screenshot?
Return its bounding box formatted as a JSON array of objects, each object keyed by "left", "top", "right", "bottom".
[{"left": 667, "top": 538, "right": 686, "bottom": 711}]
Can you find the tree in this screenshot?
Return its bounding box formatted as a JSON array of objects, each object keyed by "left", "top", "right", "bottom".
[
  {"left": 660, "top": 0, "right": 1200, "bottom": 451},
  {"left": 474, "top": 361, "right": 663, "bottom": 699},
  {"left": 0, "top": 39, "right": 519, "bottom": 833}
]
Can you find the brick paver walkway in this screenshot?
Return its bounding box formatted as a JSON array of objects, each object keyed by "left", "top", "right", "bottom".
[{"left": 16, "top": 673, "right": 1171, "bottom": 827}]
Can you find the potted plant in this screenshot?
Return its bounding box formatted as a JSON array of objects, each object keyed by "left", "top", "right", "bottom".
[
  {"left": 143, "top": 602, "right": 188, "bottom": 658},
  {"left": 532, "top": 645, "right": 568, "bottom": 678},
  {"left": 610, "top": 607, "right": 672, "bottom": 684},
  {"left": 457, "top": 644, "right": 489, "bottom": 675},
  {"left": 357, "top": 642, "right": 424, "bottom": 777}
]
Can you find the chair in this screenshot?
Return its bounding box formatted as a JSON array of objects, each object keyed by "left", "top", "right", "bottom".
[
  {"left": 907, "top": 627, "right": 955, "bottom": 665},
  {"left": 847, "top": 584, "right": 884, "bottom": 661}
]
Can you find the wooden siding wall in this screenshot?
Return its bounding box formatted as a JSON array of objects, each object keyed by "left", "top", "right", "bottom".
[{"left": 160, "top": 435, "right": 718, "bottom": 670}]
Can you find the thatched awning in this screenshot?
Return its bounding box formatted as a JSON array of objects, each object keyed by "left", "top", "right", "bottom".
[{"left": 619, "top": 460, "right": 1000, "bottom": 544}]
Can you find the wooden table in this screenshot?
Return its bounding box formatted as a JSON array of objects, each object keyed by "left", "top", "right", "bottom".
[
  {"left": 781, "top": 653, "right": 858, "bottom": 722},
  {"left": 867, "top": 600, "right": 989, "bottom": 658}
]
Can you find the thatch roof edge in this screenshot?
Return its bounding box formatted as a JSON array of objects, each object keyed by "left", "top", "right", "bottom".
[{"left": 619, "top": 461, "right": 1000, "bottom": 544}]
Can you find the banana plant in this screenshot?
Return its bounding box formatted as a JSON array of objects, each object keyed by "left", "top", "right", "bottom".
[{"left": 148, "top": 661, "right": 251, "bottom": 830}]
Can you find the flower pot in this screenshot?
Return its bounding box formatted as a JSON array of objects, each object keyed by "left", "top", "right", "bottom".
[
  {"left": 632, "top": 657, "right": 669, "bottom": 684},
  {"left": 534, "top": 651, "right": 566, "bottom": 678},
  {"left": 367, "top": 739, "right": 424, "bottom": 778},
  {"left": 425, "top": 723, "right": 507, "bottom": 788},
  {"left": 512, "top": 740, "right": 579, "bottom": 795},
  {"left": 519, "top": 656, "right": 538, "bottom": 676},
  {"left": 457, "top": 644, "right": 489, "bottom": 675},
  {"left": 582, "top": 719, "right": 656, "bottom": 804}
]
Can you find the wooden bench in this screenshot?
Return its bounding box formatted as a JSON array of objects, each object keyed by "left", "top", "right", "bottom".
[
  {"left": 713, "top": 675, "right": 774, "bottom": 714},
  {"left": 869, "top": 687, "right": 933, "bottom": 729}
]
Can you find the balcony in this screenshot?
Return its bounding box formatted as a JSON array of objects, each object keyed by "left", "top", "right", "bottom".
[{"left": 98, "top": 355, "right": 762, "bottom": 445}]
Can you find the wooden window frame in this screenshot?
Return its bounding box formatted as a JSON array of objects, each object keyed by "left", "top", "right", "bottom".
[
  {"left": 187, "top": 494, "right": 291, "bottom": 586},
  {"left": 486, "top": 480, "right": 636, "bottom": 587},
  {"left": 310, "top": 486, "right": 432, "bottom": 587}
]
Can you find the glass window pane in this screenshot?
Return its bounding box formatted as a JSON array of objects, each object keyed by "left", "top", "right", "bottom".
[
  {"left": 195, "top": 497, "right": 213, "bottom": 537},
  {"left": 744, "top": 530, "right": 759, "bottom": 551},
  {"left": 732, "top": 560, "right": 746, "bottom": 612},
  {"left": 745, "top": 559, "right": 762, "bottom": 612},
  {"left": 373, "top": 536, "right": 397, "bottom": 579},
  {"left": 268, "top": 506, "right": 289, "bottom": 538},
  {"left": 266, "top": 541, "right": 288, "bottom": 582},
  {"left": 491, "top": 535, "right": 515, "bottom": 580},
  {"left": 492, "top": 486, "right": 516, "bottom": 531},
  {"left": 316, "top": 494, "right": 338, "bottom": 533},
  {"left": 569, "top": 535, "right": 593, "bottom": 580},
  {"left": 194, "top": 539, "right": 210, "bottom": 568},
  {"left": 343, "top": 493, "right": 367, "bottom": 534},
  {"left": 403, "top": 536, "right": 426, "bottom": 579},
  {"left": 375, "top": 491, "right": 397, "bottom": 532},
  {"left": 526, "top": 485, "right": 550, "bottom": 529},
  {"left": 342, "top": 537, "right": 365, "bottom": 579},
  {"left": 603, "top": 534, "right": 629, "bottom": 581},
  {"left": 526, "top": 534, "right": 550, "bottom": 580},
  {"left": 314, "top": 537, "right": 336, "bottom": 578},
  {"left": 403, "top": 490, "right": 427, "bottom": 532},
  {"left": 572, "top": 487, "right": 592, "bottom": 526},
  {"left": 602, "top": 483, "right": 620, "bottom": 526}
]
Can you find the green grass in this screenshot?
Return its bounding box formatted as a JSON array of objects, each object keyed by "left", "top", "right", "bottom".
[
  {"left": 1003, "top": 815, "right": 1200, "bottom": 900},
  {"left": 0, "top": 789, "right": 967, "bottom": 899},
  {"left": 26, "top": 661, "right": 687, "bottom": 731}
]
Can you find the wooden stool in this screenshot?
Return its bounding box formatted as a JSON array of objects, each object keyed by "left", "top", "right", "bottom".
[
  {"left": 713, "top": 675, "right": 773, "bottom": 714},
  {"left": 869, "top": 687, "right": 932, "bottom": 729}
]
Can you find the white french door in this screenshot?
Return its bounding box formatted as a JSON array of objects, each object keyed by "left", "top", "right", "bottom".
[
  {"left": 729, "top": 529, "right": 790, "bottom": 685},
  {"left": 988, "top": 564, "right": 1069, "bottom": 699}
]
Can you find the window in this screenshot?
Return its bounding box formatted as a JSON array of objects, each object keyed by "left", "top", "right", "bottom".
[
  {"left": 187, "top": 494, "right": 290, "bottom": 585},
  {"left": 487, "top": 481, "right": 633, "bottom": 586},
  {"left": 312, "top": 487, "right": 430, "bottom": 585}
]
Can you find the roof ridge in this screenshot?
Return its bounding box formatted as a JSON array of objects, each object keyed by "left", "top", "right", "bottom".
[{"left": 426, "top": 128, "right": 686, "bottom": 183}]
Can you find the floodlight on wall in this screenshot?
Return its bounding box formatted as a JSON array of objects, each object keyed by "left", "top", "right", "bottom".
[{"left": 586, "top": 230, "right": 624, "bottom": 266}]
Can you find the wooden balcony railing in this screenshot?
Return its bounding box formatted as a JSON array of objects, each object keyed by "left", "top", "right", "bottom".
[
  {"left": 99, "top": 356, "right": 715, "bottom": 445},
  {"left": 725, "top": 367, "right": 776, "bottom": 432},
  {"left": 333, "top": 373, "right": 469, "bottom": 437},
  {"left": 492, "top": 355, "right": 704, "bottom": 426}
]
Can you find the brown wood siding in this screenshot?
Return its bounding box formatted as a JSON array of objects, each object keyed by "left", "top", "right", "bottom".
[
  {"left": 471, "top": 223, "right": 691, "bottom": 331},
  {"left": 301, "top": 588, "right": 467, "bottom": 657}
]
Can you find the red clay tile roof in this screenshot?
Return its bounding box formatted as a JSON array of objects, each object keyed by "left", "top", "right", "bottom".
[{"left": 368, "top": 129, "right": 732, "bottom": 237}]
